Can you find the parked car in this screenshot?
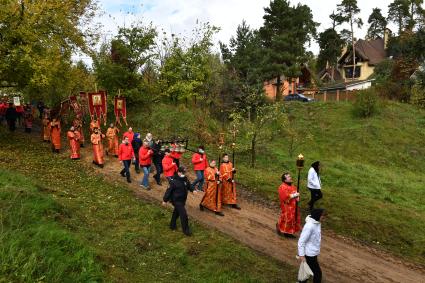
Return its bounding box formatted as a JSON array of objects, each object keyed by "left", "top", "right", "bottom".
[{"left": 284, "top": 93, "right": 314, "bottom": 102}]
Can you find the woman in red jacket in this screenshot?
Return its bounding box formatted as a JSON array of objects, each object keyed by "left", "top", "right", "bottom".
[
  {"left": 118, "top": 136, "right": 134, "bottom": 183},
  {"left": 191, "top": 145, "right": 208, "bottom": 191},
  {"left": 139, "top": 140, "right": 153, "bottom": 190},
  {"left": 162, "top": 149, "right": 178, "bottom": 182}
]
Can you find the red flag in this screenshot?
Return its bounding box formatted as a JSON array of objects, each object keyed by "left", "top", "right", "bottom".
[
  {"left": 114, "top": 96, "right": 127, "bottom": 126},
  {"left": 88, "top": 91, "right": 107, "bottom": 125}
]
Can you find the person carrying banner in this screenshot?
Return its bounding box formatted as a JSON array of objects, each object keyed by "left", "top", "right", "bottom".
[{"left": 90, "top": 118, "right": 100, "bottom": 133}]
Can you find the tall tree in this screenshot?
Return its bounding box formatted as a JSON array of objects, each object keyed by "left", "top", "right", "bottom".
[
  {"left": 336, "top": 0, "right": 363, "bottom": 80},
  {"left": 367, "top": 8, "right": 388, "bottom": 39},
  {"left": 259, "top": 0, "right": 318, "bottom": 101},
  {"left": 388, "top": 0, "right": 411, "bottom": 34},
  {"left": 317, "top": 28, "right": 344, "bottom": 77},
  {"left": 407, "top": 0, "right": 424, "bottom": 29}
]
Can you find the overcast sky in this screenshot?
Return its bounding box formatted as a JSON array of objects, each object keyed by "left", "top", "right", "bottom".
[{"left": 76, "top": 0, "right": 396, "bottom": 62}]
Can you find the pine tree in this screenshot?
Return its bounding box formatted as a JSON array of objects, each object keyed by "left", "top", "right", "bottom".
[
  {"left": 317, "top": 28, "right": 344, "bottom": 78},
  {"left": 336, "top": 0, "right": 363, "bottom": 80},
  {"left": 367, "top": 8, "right": 388, "bottom": 39},
  {"left": 388, "top": 0, "right": 410, "bottom": 34},
  {"left": 258, "top": 0, "right": 317, "bottom": 101}
]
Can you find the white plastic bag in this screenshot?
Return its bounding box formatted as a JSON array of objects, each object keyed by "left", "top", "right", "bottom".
[{"left": 298, "top": 260, "right": 314, "bottom": 281}]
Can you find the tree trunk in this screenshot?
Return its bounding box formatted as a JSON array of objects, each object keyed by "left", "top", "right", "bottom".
[
  {"left": 275, "top": 75, "right": 282, "bottom": 102},
  {"left": 250, "top": 134, "right": 256, "bottom": 168},
  {"left": 351, "top": 14, "right": 356, "bottom": 81}
]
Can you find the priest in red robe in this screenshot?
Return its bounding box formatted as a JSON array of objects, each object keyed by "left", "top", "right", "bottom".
[
  {"left": 67, "top": 126, "right": 81, "bottom": 160},
  {"left": 50, "top": 118, "right": 61, "bottom": 153},
  {"left": 277, "top": 172, "right": 301, "bottom": 238},
  {"left": 220, "top": 153, "right": 241, "bottom": 209},
  {"left": 91, "top": 127, "right": 105, "bottom": 168},
  {"left": 200, "top": 160, "right": 224, "bottom": 216}
]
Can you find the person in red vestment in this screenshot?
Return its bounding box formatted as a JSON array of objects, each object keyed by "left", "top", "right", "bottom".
[
  {"left": 276, "top": 172, "right": 301, "bottom": 238},
  {"left": 23, "top": 104, "right": 33, "bottom": 133},
  {"left": 200, "top": 160, "right": 224, "bottom": 216},
  {"left": 162, "top": 149, "right": 178, "bottom": 182},
  {"left": 50, "top": 118, "right": 61, "bottom": 153},
  {"left": 67, "top": 126, "right": 81, "bottom": 160},
  {"left": 123, "top": 127, "right": 134, "bottom": 143},
  {"left": 220, "top": 153, "right": 241, "bottom": 210},
  {"left": 91, "top": 127, "right": 105, "bottom": 168},
  {"left": 106, "top": 123, "right": 120, "bottom": 157},
  {"left": 89, "top": 118, "right": 100, "bottom": 133}
]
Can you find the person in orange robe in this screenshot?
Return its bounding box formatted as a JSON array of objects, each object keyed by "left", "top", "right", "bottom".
[
  {"left": 23, "top": 104, "right": 34, "bottom": 133},
  {"left": 42, "top": 115, "right": 51, "bottom": 142},
  {"left": 220, "top": 153, "right": 241, "bottom": 210},
  {"left": 50, "top": 118, "right": 61, "bottom": 153},
  {"left": 91, "top": 127, "right": 105, "bottom": 168},
  {"left": 106, "top": 123, "right": 120, "bottom": 157},
  {"left": 90, "top": 119, "right": 100, "bottom": 133},
  {"left": 73, "top": 117, "right": 85, "bottom": 148},
  {"left": 67, "top": 126, "right": 81, "bottom": 160},
  {"left": 200, "top": 160, "right": 224, "bottom": 216},
  {"left": 276, "top": 172, "right": 301, "bottom": 238}
]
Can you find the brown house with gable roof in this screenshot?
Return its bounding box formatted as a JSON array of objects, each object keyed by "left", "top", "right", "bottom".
[{"left": 337, "top": 29, "right": 391, "bottom": 82}]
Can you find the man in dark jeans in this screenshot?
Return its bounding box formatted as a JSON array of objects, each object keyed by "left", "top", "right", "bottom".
[
  {"left": 118, "top": 136, "right": 134, "bottom": 183},
  {"left": 162, "top": 166, "right": 194, "bottom": 236},
  {"left": 152, "top": 139, "right": 164, "bottom": 185},
  {"left": 5, "top": 103, "right": 18, "bottom": 132},
  {"left": 132, "top": 133, "right": 142, "bottom": 174}
]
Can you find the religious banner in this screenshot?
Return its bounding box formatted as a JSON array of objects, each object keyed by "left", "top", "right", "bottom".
[
  {"left": 59, "top": 99, "right": 70, "bottom": 118},
  {"left": 88, "top": 90, "right": 107, "bottom": 125},
  {"left": 69, "top": 95, "right": 83, "bottom": 117},
  {"left": 114, "top": 96, "right": 128, "bottom": 126}
]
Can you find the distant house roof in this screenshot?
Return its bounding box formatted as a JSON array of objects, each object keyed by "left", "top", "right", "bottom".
[
  {"left": 339, "top": 38, "right": 387, "bottom": 66},
  {"left": 318, "top": 68, "right": 343, "bottom": 82},
  {"left": 319, "top": 79, "right": 375, "bottom": 91}
]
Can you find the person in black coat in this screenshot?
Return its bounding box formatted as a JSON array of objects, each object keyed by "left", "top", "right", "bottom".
[
  {"left": 131, "top": 133, "right": 143, "bottom": 173},
  {"left": 152, "top": 139, "right": 164, "bottom": 185},
  {"left": 5, "top": 103, "right": 18, "bottom": 132},
  {"left": 162, "top": 166, "right": 194, "bottom": 236}
]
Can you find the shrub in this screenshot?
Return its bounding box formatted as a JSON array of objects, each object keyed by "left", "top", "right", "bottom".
[
  {"left": 411, "top": 84, "right": 425, "bottom": 108},
  {"left": 353, "top": 88, "right": 379, "bottom": 118}
]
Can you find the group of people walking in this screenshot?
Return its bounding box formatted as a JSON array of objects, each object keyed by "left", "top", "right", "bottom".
[{"left": 2, "top": 99, "right": 324, "bottom": 283}]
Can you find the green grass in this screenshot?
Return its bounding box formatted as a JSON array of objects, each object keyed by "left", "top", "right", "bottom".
[
  {"left": 0, "top": 127, "right": 295, "bottom": 282},
  {"left": 125, "top": 101, "right": 425, "bottom": 264}
]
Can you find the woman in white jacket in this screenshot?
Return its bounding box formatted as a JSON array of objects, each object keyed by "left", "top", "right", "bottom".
[
  {"left": 307, "top": 161, "right": 322, "bottom": 211},
  {"left": 298, "top": 208, "right": 325, "bottom": 283}
]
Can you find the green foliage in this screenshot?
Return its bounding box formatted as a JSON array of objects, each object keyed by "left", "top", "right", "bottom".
[
  {"left": 317, "top": 28, "right": 345, "bottom": 71},
  {"left": 367, "top": 8, "right": 388, "bottom": 39},
  {"left": 410, "top": 82, "right": 425, "bottom": 107},
  {"left": 93, "top": 22, "right": 157, "bottom": 104},
  {"left": 0, "top": 0, "right": 99, "bottom": 103},
  {"left": 388, "top": 0, "right": 411, "bottom": 34},
  {"left": 0, "top": 170, "right": 103, "bottom": 282},
  {"left": 352, "top": 88, "right": 380, "bottom": 117}
]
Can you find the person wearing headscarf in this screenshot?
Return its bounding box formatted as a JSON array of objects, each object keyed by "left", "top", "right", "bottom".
[
  {"left": 307, "top": 161, "right": 322, "bottom": 211},
  {"left": 91, "top": 127, "right": 105, "bottom": 168},
  {"left": 67, "top": 126, "right": 81, "bottom": 160},
  {"left": 200, "top": 160, "right": 224, "bottom": 216},
  {"left": 139, "top": 139, "right": 153, "bottom": 190},
  {"left": 145, "top": 132, "right": 154, "bottom": 148},
  {"left": 123, "top": 127, "right": 134, "bottom": 143},
  {"left": 276, "top": 172, "right": 300, "bottom": 238},
  {"left": 132, "top": 133, "right": 143, "bottom": 173},
  {"left": 298, "top": 208, "right": 325, "bottom": 283}
]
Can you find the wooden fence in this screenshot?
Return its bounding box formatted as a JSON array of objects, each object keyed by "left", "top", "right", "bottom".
[{"left": 304, "top": 90, "right": 357, "bottom": 102}]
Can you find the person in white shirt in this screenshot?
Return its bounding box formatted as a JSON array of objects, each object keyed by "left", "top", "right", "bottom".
[
  {"left": 298, "top": 208, "right": 325, "bottom": 283},
  {"left": 307, "top": 161, "right": 322, "bottom": 211}
]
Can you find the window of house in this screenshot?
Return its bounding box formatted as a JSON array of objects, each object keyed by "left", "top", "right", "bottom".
[{"left": 344, "top": 66, "right": 361, "bottom": 78}]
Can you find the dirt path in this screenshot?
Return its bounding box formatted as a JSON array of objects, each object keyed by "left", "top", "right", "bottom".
[{"left": 76, "top": 146, "right": 424, "bottom": 282}]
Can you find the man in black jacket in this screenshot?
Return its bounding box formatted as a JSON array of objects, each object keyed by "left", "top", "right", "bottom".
[
  {"left": 152, "top": 139, "right": 164, "bottom": 185},
  {"left": 5, "top": 103, "right": 18, "bottom": 132},
  {"left": 162, "top": 166, "right": 194, "bottom": 236},
  {"left": 131, "top": 133, "right": 142, "bottom": 174}
]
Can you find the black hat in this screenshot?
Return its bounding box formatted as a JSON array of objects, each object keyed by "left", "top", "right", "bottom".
[{"left": 310, "top": 208, "right": 325, "bottom": 222}]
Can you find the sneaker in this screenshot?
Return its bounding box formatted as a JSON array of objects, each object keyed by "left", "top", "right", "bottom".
[
  {"left": 139, "top": 184, "right": 145, "bottom": 188},
  {"left": 120, "top": 172, "right": 126, "bottom": 177},
  {"left": 215, "top": 211, "right": 224, "bottom": 217}
]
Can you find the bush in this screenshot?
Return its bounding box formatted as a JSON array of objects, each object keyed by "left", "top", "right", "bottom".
[
  {"left": 411, "top": 84, "right": 425, "bottom": 108},
  {"left": 353, "top": 88, "right": 379, "bottom": 118}
]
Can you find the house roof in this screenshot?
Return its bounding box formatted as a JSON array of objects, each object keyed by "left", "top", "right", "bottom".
[
  {"left": 318, "top": 68, "right": 343, "bottom": 81},
  {"left": 339, "top": 38, "right": 386, "bottom": 66},
  {"left": 319, "top": 79, "right": 375, "bottom": 91}
]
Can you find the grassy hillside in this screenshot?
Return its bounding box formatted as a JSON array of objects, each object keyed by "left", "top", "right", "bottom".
[
  {"left": 0, "top": 128, "right": 296, "bottom": 282},
  {"left": 126, "top": 101, "right": 425, "bottom": 264}
]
